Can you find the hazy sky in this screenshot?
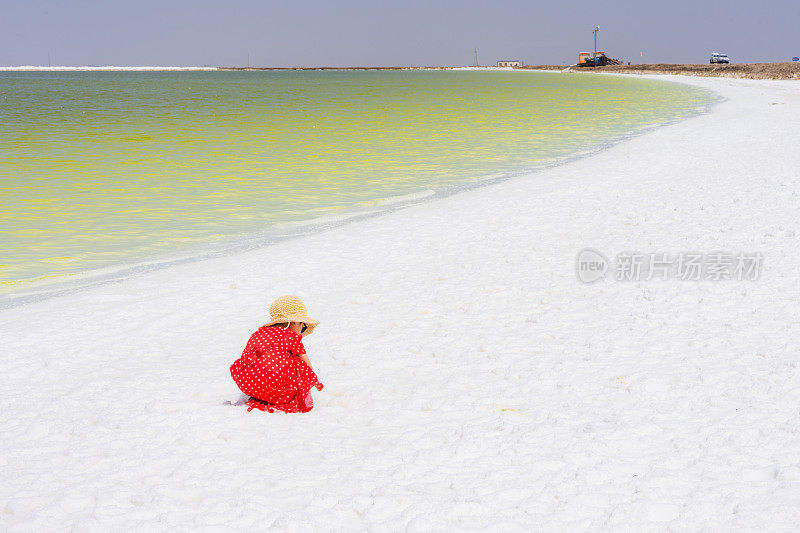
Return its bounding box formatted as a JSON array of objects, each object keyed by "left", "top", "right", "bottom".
[{"left": 2, "top": 0, "right": 798, "bottom": 67}]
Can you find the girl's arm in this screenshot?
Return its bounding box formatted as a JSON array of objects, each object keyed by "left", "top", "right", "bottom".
[{"left": 299, "top": 353, "right": 312, "bottom": 370}]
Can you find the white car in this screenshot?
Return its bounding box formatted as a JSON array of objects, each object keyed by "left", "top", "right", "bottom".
[{"left": 710, "top": 52, "right": 730, "bottom": 64}]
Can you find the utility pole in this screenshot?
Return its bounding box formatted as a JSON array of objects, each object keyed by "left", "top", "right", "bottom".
[
  {"left": 247, "top": 53, "right": 250, "bottom": 69},
  {"left": 593, "top": 26, "right": 600, "bottom": 60},
  {"left": 474, "top": 47, "right": 478, "bottom": 67}
]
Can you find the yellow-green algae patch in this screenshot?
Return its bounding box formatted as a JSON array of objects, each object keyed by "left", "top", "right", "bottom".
[{"left": 0, "top": 70, "right": 712, "bottom": 292}]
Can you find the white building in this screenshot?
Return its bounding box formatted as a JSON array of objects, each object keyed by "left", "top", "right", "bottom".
[{"left": 496, "top": 60, "right": 522, "bottom": 67}]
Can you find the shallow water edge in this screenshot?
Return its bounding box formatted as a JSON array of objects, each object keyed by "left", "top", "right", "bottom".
[{"left": 0, "top": 75, "right": 720, "bottom": 310}]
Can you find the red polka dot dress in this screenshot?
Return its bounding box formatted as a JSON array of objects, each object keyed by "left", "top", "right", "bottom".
[{"left": 230, "top": 326, "right": 323, "bottom": 413}]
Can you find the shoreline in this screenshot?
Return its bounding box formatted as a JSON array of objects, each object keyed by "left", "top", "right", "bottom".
[
  {"left": 2, "top": 74, "right": 800, "bottom": 528},
  {"left": 3, "top": 62, "right": 800, "bottom": 79},
  {"left": 523, "top": 62, "right": 800, "bottom": 80}
]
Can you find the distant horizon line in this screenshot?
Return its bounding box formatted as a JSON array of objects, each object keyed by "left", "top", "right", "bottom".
[
  {"left": 1, "top": 60, "right": 795, "bottom": 72},
  {"left": 0, "top": 65, "right": 503, "bottom": 71}
]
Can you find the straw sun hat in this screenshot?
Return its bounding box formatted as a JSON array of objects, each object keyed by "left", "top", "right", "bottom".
[{"left": 264, "top": 295, "right": 319, "bottom": 337}]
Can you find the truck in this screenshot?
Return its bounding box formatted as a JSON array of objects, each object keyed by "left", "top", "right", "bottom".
[{"left": 710, "top": 52, "right": 730, "bottom": 64}]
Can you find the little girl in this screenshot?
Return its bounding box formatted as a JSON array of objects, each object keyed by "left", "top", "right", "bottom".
[{"left": 230, "top": 295, "right": 323, "bottom": 413}]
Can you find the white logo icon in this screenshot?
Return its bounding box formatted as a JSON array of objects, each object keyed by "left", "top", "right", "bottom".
[{"left": 576, "top": 248, "right": 609, "bottom": 283}]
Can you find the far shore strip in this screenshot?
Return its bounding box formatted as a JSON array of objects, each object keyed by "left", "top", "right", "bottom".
[{"left": 2, "top": 62, "right": 799, "bottom": 79}]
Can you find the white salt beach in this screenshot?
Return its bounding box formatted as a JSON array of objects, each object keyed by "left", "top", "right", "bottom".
[{"left": 2, "top": 74, "right": 800, "bottom": 530}]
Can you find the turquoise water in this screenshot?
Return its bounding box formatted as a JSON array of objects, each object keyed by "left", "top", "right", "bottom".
[{"left": 0, "top": 70, "right": 712, "bottom": 292}]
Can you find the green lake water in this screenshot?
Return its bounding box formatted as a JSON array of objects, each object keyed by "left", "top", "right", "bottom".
[{"left": 0, "top": 70, "right": 713, "bottom": 293}]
